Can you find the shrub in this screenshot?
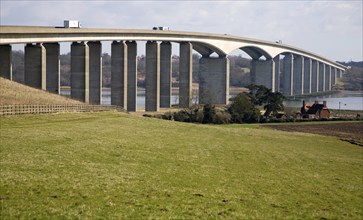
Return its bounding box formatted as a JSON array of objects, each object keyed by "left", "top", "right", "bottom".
[
  {"left": 161, "top": 112, "right": 173, "bottom": 120},
  {"left": 202, "top": 103, "right": 216, "bottom": 124},
  {"left": 173, "top": 110, "right": 191, "bottom": 122},
  {"left": 228, "top": 93, "right": 260, "bottom": 123},
  {"left": 214, "top": 111, "right": 231, "bottom": 124}
]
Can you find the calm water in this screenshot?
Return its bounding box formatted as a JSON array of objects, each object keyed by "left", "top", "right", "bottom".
[{"left": 61, "top": 90, "right": 363, "bottom": 111}]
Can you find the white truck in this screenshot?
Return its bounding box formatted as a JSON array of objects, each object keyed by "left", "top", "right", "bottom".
[
  {"left": 152, "top": 26, "right": 169, "bottom": 31},
  {"left": 64, "top": 20, "right": 82, "bottom": 28}
]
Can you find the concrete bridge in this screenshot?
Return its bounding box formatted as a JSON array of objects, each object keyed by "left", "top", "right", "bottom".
[{"left": 0, "top": 26, "right": 346, "bottom": 112}]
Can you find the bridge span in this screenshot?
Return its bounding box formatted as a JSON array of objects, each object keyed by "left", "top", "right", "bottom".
[{"left": 0, "top": 26, "right": 346, "bottom": 112}]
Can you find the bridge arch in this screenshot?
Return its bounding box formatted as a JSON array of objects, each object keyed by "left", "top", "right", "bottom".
[{"left": 238, "top": 46, "right": 272, "bottom": 60}]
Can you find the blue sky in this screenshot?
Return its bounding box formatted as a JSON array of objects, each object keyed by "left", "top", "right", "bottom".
[{"left": 1, "top": 0, "right": 362, "bottom": 62}]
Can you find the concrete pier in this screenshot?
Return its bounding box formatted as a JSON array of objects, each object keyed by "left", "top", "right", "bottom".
[
  {"left": 111, "top": 41, "right": 127, "bottom": 108},
  {"left": 251, "top": 58, "right": 275, "bottom": 91},
  {"left": 179, "top": 42, "right": 193, "bottom": 107},
  {"left": 326, "top": 65, "right": 331, "bottom": 91},
  {"left": 43, "top": 43, "right": 60, "bottom": 94},
  {"left": 274, "top": 55, "right": 280, "bottom": 92},
  {"left": 293, "top": 55, "right": 304, "bottom": 95},
  {"left": 71, "top": 42, "right": 89, "bottom": 103},
  {"left": 282, "top": 53, "right": 293, "bottom": 96},
  {"left": 160, "top": 42, "right": 172, "bottom": 108},
  {"left": 311, "top": 60, "right": 319, "bottom": 93},
  {"left": 25, "top": 43, "right": 46, "bottom": 90},
  {"left": 88, "top": 41, "right": 102, "bottom": 104},
  {"left": 199, "top": 56, "right": 229, "bottom": 105},
  {"left": 0, "top": 45, "right": 12, "bottom": 80},
  {"left": 338, "top": 70, "right": 343, "bottom": 78},
  {"left": 304, "top": 58, "right": 312, "bottom": 94},
  {"left": 331, "top": 67, "right": 336, "bottom": 85},
  {"left": 318, "top": 62, "right": 325, "bottom": 91},
  {"left": 125, "top": 41, "right": 137, "bottom": 112},
  {"left": 145, "top": 41, "right": 160, "bottom": 112}
]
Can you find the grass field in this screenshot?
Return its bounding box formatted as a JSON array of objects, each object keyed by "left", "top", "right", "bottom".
[{"left": 1, "top": 112, "right": 362, "bottom": 219}]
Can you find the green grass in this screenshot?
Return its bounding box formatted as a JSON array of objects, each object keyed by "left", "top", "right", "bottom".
[{"left": 1, "top": 112, "right": 362, "bottom": 219}]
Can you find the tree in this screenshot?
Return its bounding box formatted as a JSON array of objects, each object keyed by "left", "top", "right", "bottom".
[
  {"left": 228, "top": 93, "right": 260, "bottom": 123},
  {"left": 247, "top": 84, "right": 285, "bottom": 117},
  {"left": 202, "top": 103, "right": 216, "bottom": 124}
]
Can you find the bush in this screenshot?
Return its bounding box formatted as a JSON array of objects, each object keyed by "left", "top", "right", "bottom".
[
  {"left": 173, "top": 110, "right": 191, "bottom": 122},
  {"left": 161, "top": 112, "right": 173, "bottom": 120},
  {"left": 228, "top": 93, "right": 260, "bottom": 123},
  {"left": 202, "top": 103, "right": 216, "bottom": 124},
  {"left": 214, "top": 111, "right": 231, "bottom": 124}
]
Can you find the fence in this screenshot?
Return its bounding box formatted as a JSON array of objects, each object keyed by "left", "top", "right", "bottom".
[{"left": 0, "top": 104, "right": 123, "bottom": 116}]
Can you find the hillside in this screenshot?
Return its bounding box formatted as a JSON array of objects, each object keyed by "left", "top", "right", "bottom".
[{"left": 0, "top": 77, "right": 83, "bottom": 105}]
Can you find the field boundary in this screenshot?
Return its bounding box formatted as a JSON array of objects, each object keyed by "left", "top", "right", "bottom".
[{"left": 0, "top": 104, "right": 123, "bottom": 116}]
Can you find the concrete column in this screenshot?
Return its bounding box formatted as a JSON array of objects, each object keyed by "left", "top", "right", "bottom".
[
  {"left": 293, "top": 55, "right": 304, "bottom": 95},
  {"left": 0, "top": 45, "right": 12, "bottom": 80},
  {"left": 145, "top": 41, "right": 160, "bottom": 112},
  {"left": 199, "top": 56, "right": 229, "bottom": 105},
  {"left": 331, "top": 67, "right": 336, "bottom": 85},
  {"left": 282, "top": 53, "right": 293, "bottom": 96},
  {"left": 179, "top": 42, "right": 193, "bottom": 107},
  {"left": 251, "top": 58, "right": 275, "bottom": 91},
  {"left": 318, "top": 63, "right": 325, "bottom": 91},
  {"left": 111, "top": 41, "right": 127, "bottom": 108},
  {"left": 338, "top": 70, "right": 343, "bottom": 78},
  {"left": 126, "top": 41, "right": 137, "bottom": 112},
  {"left": 43, "top": 43, "right": 60, "bottom": 94},
  {"left": 325, "top": 65, "right": 331, "bottom": 91},
  {"left": 303, "top": 58, "right": 312, "bottom": 94},
  {"left": 160, "top": 42, "right": 172, "bottom": 108},
  {"left": 88, "top": 41, "right": 102, "bottom": 104},
  {"left": 273, "top": 55, "right": 280, "bottom": 92},
  {"left": 71, "top": 42, "right": 89, "bottom": 103},
  {"left": 311, "top": 60, "right": 319, "bottom": 93},
  {"left": 25, "top": 43, "right": 46, "bottom": 90}
]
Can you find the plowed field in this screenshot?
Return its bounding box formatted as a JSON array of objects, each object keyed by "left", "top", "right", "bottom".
[{"left": 265, "top": 122, "right": 363, "bottom": 146}]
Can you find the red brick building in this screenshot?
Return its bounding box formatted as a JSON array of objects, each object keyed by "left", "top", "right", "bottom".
[{"left": 300, "top": 101, "right": 330, "bottom": 119}]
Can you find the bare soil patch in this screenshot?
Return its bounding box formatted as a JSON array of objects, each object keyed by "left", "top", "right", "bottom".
[{"left": 265, "top": 122, "right": 363, "bottom": 146}]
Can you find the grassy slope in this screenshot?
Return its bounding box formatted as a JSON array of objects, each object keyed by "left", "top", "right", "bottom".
[
  {"left": 0, "top": 112, "right": 362, "bottom": 219},
  {"left": 0, "top": 77, "right": 83, "bottom": 105}
]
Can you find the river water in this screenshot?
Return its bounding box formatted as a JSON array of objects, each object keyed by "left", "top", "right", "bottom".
[{"left": 60, "top": 89, "right": 363, "bottom": 111}]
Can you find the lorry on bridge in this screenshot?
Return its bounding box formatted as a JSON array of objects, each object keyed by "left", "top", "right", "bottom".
[
  {"left": 64, "top": 20, "right": 82, "bottom": 28},
  {"left": 152, "top": 26, "right": 169, "bottom": 30}
]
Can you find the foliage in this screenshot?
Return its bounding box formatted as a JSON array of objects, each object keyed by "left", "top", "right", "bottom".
[
  {"left": 166, "top": 104, "right": 231, "bottom": 124},
  {"left": 227, "top": 93, "right": 260, "bottom": 123},
  {"left": 202, "top": 103, "right": 216, "bottom": 124},
  {"left": 341, "top": 66, "right": 363, "bottom": 91},
  {"left": 213, "top": 111, "right": 231, "bottom": 124},
  {"left": 247, "top": 84, "right": 285, "bottom": 117}
]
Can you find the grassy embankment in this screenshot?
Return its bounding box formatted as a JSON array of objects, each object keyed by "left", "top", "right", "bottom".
[
  {"left": 0, "top": 77, "right": 83, "bottom": 105},
  {"left": 1, "top": 112, "right": 362, "bottom": 219}
]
